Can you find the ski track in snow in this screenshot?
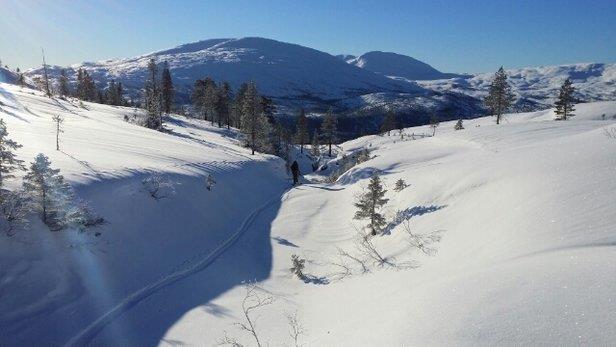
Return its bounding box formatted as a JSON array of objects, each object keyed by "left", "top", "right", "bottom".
[{"left": 64, "top": 188, "right": 287, "bottom": 347}]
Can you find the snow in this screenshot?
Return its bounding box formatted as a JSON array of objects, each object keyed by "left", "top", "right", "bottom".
[
  {"left": 1, "top": 81, "right": 616, "bottom": 346},
  {"left": 348, "top": 51, "right": 466, "bottom": 80}
]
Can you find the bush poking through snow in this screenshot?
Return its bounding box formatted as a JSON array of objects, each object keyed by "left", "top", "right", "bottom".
[
  {"left": 402, "top": 220, "right": 443, "bottom": 256},
  {"left": 142, "top": 173, "right": 175, "bottom": 200},
  {"left": 604, "top": 126, "right": 616, "bottom": 139},
  {"left": 290, "top": 254, "right": 307, "bottom": 280},
  {"left": 354, "top": 173, "right": 389, "bottom": 235},
  {"left": 286, "top": 310, "right": 305, "bottom": 347},
  {"left": 221, "top": 282, "right": 274, "bottom": 347},
  {"left": 394, "top": 179, "right": 408, "bottom": 192},
  {"left": 454, "top": 119, "right": 464, "bottom": 130}
]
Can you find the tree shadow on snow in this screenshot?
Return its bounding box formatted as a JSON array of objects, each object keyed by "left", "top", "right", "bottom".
[{"left": 381, "top": 205, "right": 447, "bottom": 235}]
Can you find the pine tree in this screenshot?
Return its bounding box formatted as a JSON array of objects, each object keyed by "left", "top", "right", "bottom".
[
  {"left": 554, "top": 78, "right": 576, "bottom": 120},
  {"left": 295, "top": 109, "right": 309, "bottom": 153},
  {"left": 394, "top": 179, "right": 407, "bottom": 192},
  {"left": 22, "top": 154, "right": 74, "bottom": 230},
  {"left": 381, "top": 109, "right": 396, "bottom": 136},
  {"left": 16, "top": 68, "right": 25, "bottom": 88},
  {"left": 191, "top": 79, "right": 208, "bottom": 120},
  {"left": 321, "top": 108, "right": 337, "bottom": 157},
  {"left": 0, "top": 119, "right": 25, "bottom": 190},
  {"left": 144, "top": 58, "right": 162, "bottom": 129},
  {"left": 454, "top": 118, "right": 464, "bottom": 130},
  {"left": 161, "top": 62, "right": 174, "bottom": 114},
  {"left": 484, "top": 67, "right": 515, "bottom": 124},
  {"left": 354, "top": 173, "right": 389, "bottom": 235},
  {"left": 204, "top": 78, "right": 219, "bottom": 125},
  {"left": 240, "top": 82, "right": 270, "bottom": 155},
  {"left": 217, "top": 82, "right": 231, "bottom": 128},
  {"left": 58, "top": 69, "right": 70, "bottom": 97}
]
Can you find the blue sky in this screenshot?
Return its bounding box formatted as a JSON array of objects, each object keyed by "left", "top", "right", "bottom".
[{"left": 1, "top": 0, "right": 614, "bottom": 73}]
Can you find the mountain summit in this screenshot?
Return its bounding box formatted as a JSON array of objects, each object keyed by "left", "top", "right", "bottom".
[{"left": 348, "top": 51, "right": 466, "bottom": 80}]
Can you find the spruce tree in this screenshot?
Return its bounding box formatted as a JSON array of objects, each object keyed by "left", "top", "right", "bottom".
[
  {"left": 381, "top": 110, "right": 396, "bottom": 136},
  {"left": 554, "top": 78, "right": 576, "bottom": 120},
  {"left": 217, "top": 82, "right": 231, "bottom": 128},
  {"left": 144, "top": 58, "right": 162, "bottom": 129},
  {"left": 354, "top": 173, "right": 389, "bottom": 235},
  {"left": 321, "top": 108, "right": 337, "bottom": 157},
  {"left": 161, "top": 62, "right": 174, "bottom": 114},
  {"left": 295, "top": 108, "right": 309, "bottom": 153},
  {"left": 454, "top": 119, "right": 464, "bottom": 130},
  {"left": 484, "top": 67, "right": 515, "bottom": 124},
  {"left": 0, "top": 119, "right": 25, "bottom": 190},
  {"left": 191, "top": 79, "right": 208, "bottom": 120},
  {"left": 59, "top": 69, "right": 70, "bottom": 97},
  {"left": 240, "top": 82, "right": 270, "bottom": 155},
  {"left": 430, "top": 114, "right": 440, "bottom": 136},
  {"left": 22, "top": 154, "right": 73, "bottom": 230}
]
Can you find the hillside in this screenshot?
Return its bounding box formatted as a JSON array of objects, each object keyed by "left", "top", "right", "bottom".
[{"left": 1, "top": 80, "right": 615, "bottom": 345}]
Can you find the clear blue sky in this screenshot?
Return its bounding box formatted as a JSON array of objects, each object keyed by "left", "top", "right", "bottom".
[{"left": 1, "top": 0, "right": 614, "bottom": 73}]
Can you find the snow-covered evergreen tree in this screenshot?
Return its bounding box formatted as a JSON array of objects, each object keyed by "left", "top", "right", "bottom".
[
  {"left": 161, "top": 62, "right": 174, "bottom": 114},
  {"left": 430, "top": 114, "right": 440, "bottom": 136},
  {"left": 554, "top": 78, "right": 576, "bottom": 120},
  {"left": 321, "top": 108, "right": 337, "bottom": 157},
  {"left": 22, "top": 154, "right": 75, "bottom": 230},
  {"left": 484, "top": 67, "right": 515, "bottom": 124},
  {"left": 0, "top": 118, "right": 25, "bottom": 190},
  {"left": 295, "top": 109, "right": 309, "bottom": 153},
  {"left": 354, "top": 173, "right": 389, "bottom": 235},
  {"left": 290, "top": 254, "right": 306, "bottom": 280},
  {"left": 144, "top": 58, "right": 163, "bottom": 129}
]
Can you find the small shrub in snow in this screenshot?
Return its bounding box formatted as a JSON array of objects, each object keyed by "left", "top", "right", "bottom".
[
  {"left": 286, "top": 310, "right": 305, "bottom": 347},
  {"left": 394, "top": 179, "right": 408, "bottom": 192},
  {"left": 52, "top": 114, "right": 64, "bottom": 151},
  {"left": 604, "top": 126, "right": 616, "bottom": 139},
  {"left": 290, "top": 254, "right": 306, "bottom": 280},
  {"left": 454, "top": 119, "right": 464, "bottom": 130},
  {"left": 402, "top": 220, "right": 443, "bottom": 256},
  {"left": 354, "top": 173, "right": 389, "bottom": 235},
  {"left": 142, "top": 173, "right": 175, "bottom": 200}
]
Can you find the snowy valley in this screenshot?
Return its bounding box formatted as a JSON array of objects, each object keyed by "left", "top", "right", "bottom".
[{"left": 1, "top": 78, "right": 615, "bottom": 346}]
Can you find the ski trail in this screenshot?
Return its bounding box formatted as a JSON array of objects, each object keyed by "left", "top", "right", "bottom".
[{"left": 64, "top": 189, "right": 285, "bottom": 347}]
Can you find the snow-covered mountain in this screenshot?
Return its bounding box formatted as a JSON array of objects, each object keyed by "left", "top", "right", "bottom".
[
  {"left": 347, "top": 51, "right": 467, "bottom": 80},
  {"left": 1, "top": 81, "right": 615, "bottom": 345},
  {"left": 416, "top": 62, "right": 616, "bottom": 111},
  {"left": 22, "top": 38, "right": 616, "bottom": 130},
  {"left": 25, "top": 37, "right": 420, "bottom": 107}
]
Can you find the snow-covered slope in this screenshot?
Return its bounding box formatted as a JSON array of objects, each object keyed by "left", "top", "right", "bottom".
[
  {"left": 25, "top": 37, "right": 418, "bottom": 107},
  {"left": 417, "top": 63, "right": 616, "bottom": 111},
  {"left": 161, "top": 102, "right": 616, "bottom": 345},
  {"left": 0, "top": 82, "right": 289, "bottom": 345},
  {"left": 348, "top": 51, "right": 466, "bottom": 80},
  {"left": 3, "top": 76, "right": 616, "bottom": 345}
]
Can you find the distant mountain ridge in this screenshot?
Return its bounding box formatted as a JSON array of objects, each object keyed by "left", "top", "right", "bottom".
[
  {"left": 22, "top": 37, "right": 616, "bottom": 131},
  {"left": 347, "top": 51, "right": 468, "bottom": 80}
]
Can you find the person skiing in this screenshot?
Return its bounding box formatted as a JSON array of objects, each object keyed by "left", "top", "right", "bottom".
[{"left": 290, "top": 160, "right": 300, "bottom": 185}]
